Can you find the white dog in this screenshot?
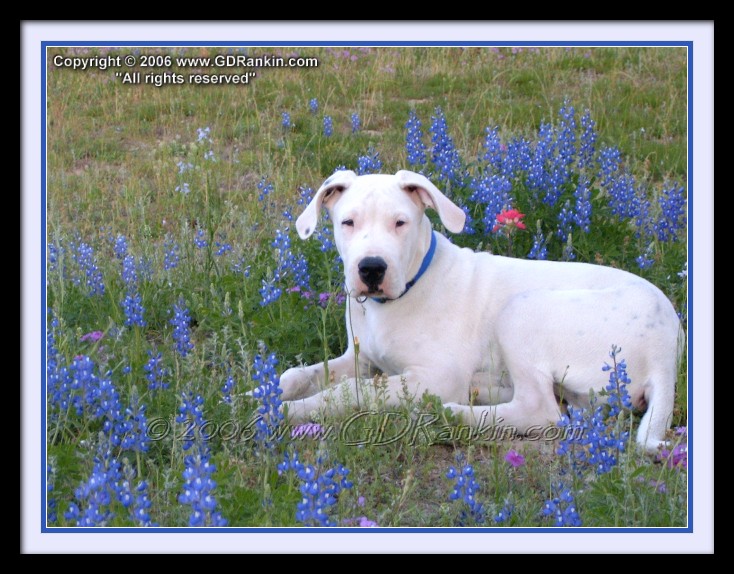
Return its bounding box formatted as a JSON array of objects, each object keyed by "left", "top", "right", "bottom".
[{"left": 279, "top": 169, "right": 683, "bottom": 453}]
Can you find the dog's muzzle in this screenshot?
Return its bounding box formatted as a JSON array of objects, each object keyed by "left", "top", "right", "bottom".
[{"left": 358, "top": 256, "right": 388, "bottom": 292}]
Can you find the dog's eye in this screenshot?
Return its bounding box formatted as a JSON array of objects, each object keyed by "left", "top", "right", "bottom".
[
  {"left": 341, "top": 219, "right": 354, "bottom": 227},
  {"left": 396, "top": 220, "right": 406, "bottom": 228}
]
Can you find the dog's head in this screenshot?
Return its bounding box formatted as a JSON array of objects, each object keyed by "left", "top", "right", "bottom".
[{"left": 296, "top": 170, "right": 466, "bottom": 300}]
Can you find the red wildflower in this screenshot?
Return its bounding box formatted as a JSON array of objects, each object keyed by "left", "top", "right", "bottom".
[{"left": 493, "top": 209, "right": 527, "bottom": 232}]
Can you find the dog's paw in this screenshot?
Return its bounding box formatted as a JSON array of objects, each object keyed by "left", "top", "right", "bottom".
[
  {"left": 280, "top": 366, "right": 318, "bottom": 400},
  {"left": 281, "top": 399, "right": 315, "bottom": 424}
]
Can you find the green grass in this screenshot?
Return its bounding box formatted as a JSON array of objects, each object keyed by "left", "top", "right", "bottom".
[{"left": 45, "top": 45, "right": 688, "bottom": 529}]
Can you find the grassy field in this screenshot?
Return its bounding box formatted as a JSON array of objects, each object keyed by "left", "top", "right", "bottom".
[{"left": 45, "top": 45, "right": 688, "bottom": 529}]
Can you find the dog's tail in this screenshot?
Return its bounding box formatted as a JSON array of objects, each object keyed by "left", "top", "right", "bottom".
[{"left": 636, "top": 323, "right": 686, "bottom": 454}]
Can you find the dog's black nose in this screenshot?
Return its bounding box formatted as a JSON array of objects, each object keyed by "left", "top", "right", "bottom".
[{"left": 358, "top": 257, "right": 388, "bottom": 291}]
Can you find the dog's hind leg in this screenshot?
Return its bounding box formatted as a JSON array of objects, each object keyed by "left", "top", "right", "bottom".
[
  {"left": 634, "top": 374, "right": 676, "bottom": 454},
  {"left": 446, "top": 363, "right": 562, "bottom": 436}
]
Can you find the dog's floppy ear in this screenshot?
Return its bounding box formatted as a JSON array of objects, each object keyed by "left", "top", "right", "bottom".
[
  {"left": 296, "top": 170, "right": 358, "bottom": 239},
  {"left": 395, "top": 170, "right": 466, "bottom": 234}
]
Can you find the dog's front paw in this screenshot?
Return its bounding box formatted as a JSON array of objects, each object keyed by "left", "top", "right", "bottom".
[
  {"left": 280, "top": 366, "right": 319, "bottom": 400},
  {"left": 281, "top": 399, "right": 317, "bottom": 424}
]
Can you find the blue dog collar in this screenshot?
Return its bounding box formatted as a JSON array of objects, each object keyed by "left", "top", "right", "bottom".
[{"left": 371, "top": 231, "right": 437, "bottom": 304}]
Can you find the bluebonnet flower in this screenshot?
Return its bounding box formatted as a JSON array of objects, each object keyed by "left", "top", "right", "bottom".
[
  {"left": 177, "top": 391, "right": 207, "bottom": 450},
  {"left": 119, "top": 390, "right": 150, "bottom": 453},
  {"left": 597, "top": 144, "right": 622, "bottom": 190},
  {"left": 351, "top": 112, "right": 361, "bottom": 133},
  {"left": 541, "top": 483, "right": 582, "bottom": 527},
  {"left": 314, "top": 215, "right": 336, "bottom": 253},
  {"left": 144, "top": 350, "right": 169, "bottom": 391},
  {"left": 482, "top": 126, "right": 504, "bottom": 173},
  {"left": 561, "top": 235, "right": 576, "bottom": 262},
  {"left": 500, "top": 136, "right": 532, "bottom": 179},
  {"left": 65, "top": 441, "right": 139, "bottom": 527},
  {"left": 113, "top": 234, "right": 128, "bottom": 259},
  {"left": 163, "top": 237, "right": 180, "bottom": 270},
  {"left": 282, "top": 112, "right": 292, "bottom": 129},
  {"left": 446, "top": 456, "right": 485, "bottom": 526},
  {"left": 70, "top": 239, "right": 105, "bottom": 297},
  {"left": 655, "top": 184, "right": 687, "bottom": 242},
  {"left": 601, "top": 346, "right": 634, "bottom": 418},
  {"left": 60, "top": 355, "right": 148, "bottom": 452},
  {"left": 177, "top": 160, "right": 194, "bottom": 174},
  {"left": 48, "top": 241, "right": 60, "bottom": 274},
  {"left": 605, "top": 172, "right": 639, "bottom": 222},
  {"left": 221, "top": 374, "right": 236, "bottom": 404},
  {"left": 572, "top": 176, "right": 593, "bottom": 233},
  {"left": 67, "top": 356, "right": 148, "bottom": 452},
  {"left": 66, "top": 355, "right": 121, "bottom": 435},
  {"left": 196, "top": 126, "right": 211, "bottom": 143},
  {"left": 46, "top": 353, "right": 71, "bottom": 422},
  {"left": 259, "top": 279, "right": 283, "bottom": 307},
  {"left": 121, "top": 254, "right": 138, "bottom": 289},
  {"left": 577, "top": 109, "right": 597, "bottom": 171},
  {"left": 635, "top": 247, "right": 656, "bottom": 270},
  {"left": 66, "top": 354, "right": 96, "bottom": 416},
  {"left": 468, "top": 173, "right": 513, "bottom": 234},
  {"left": 178, "top": 445, "right": 228, "bottom": 527},
  {"left": 170, "top": 297, "right": 195, "bottom": 357},
  {"left": 194, "top": 229, "right": 208, "bottom": 249},
  {"left": 356, "top": 147, "right": 383, "bottom": 175},
  {"left": 633, "top": 191, "right": 654, "bottom": 240},
  {"left": 132, "top": 480, "right": 156, "bottom": 526},
  {"left": 526, "top": 121, "right": 556, "bottom": 198},
  {"left": 278, "top": 450, "right": 354, "bottom": 526},
  {"left": 260, "top": 226, "right": 311, "bottom": 306},
  {"left": 309, "top": 98, "right": 319, "bottom": 114},
  {"left": 121, "top": 255, "right": 146, "bottom": 327},
  {"left": 429, "top": 107, "right": 464, "bottom": 187},
  {"left": 121, "top": 292, "right": 146, "bottom": 327},
  {"left": 272, "top": 228, "right": 306, "bottom": 285},
  {"left": 230, "top": 257, "right": 251, "bottom": 278},
  {"left": 215, "top": 241, "right": 233, "bottom": 257},
  {"left": 527, "top": 226, "right": 548, "bottom": 260},
  {"left": 65, "top": 458, "right": 118, "bottom": 526},
  {"left": 493, "top": 501, "right": 514, "bottom": 524},
  {"left": 203, "top": 149, "right": 215, "bottom": 161},
  {"left": 46, "top": 310, "right": 60, "bottom": 376},
  {"left": 556, "top": 346, "right": 632, "bottom": 476},
  {"left": 555, "top": 101, "right": 577, "bottom": 174},
  {"left": 175, "top": 182, "right": 191, "bottom": 194},
  {"left": 405, "top": 110, "right": 427, "bottom": 168},
  {"left": 176, "top": 391, "right": 227, "bottom": 526},
  {"left": 323, "top": 115, "right": 333, "bottom": 137},
  {"left": 137, "top": 256, "right": 154, "bottom": 282},
  {"left": 251, "top": 349, "right": 284, "bottom": 451},
  {"left": 47, "top": 463, "right": 57, "bottom": 523},
  {"left": 257, "top": 177, "right": 274, "bottom": 202},
  {"left": 556, "top": 199, "right": 575, "bottom": 243},
  {"left": 296, "top": 185, "right": 313, "bottom": 208}
]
